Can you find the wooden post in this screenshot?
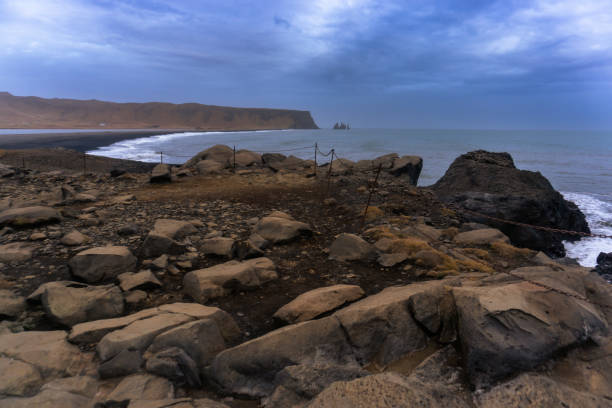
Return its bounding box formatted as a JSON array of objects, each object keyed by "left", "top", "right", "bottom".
[
  {"left": 160, "top": 152, "right": 163, "bottom": 164},
  {"left": 361, "top": 163, "right": 383, "bottom": 229},
  {"left": 314, "top": 143, "right": 317, "bottom": 177},
  {"left": 325, "top": 149, "right": 335, "bottom": 196},
  {"left": 233, "top": 145, "right": 236, "bottom": 172},
  {"left": 83, "top": 153, "right": 86, "bottom": 175}
]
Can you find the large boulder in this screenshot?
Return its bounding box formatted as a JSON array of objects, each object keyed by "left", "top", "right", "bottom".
[
  {"left": 0, "top": 242, "right": 33, "bottom": 263},
  {"left": 183, "top": 145, "right": 233, "bottom": 168},
  {"left": 253, "top": 213, "right": 312, "bottom": 244},
  {"left": 150, "top": 164, "right": 172, "bottom": 183},
  {"left": 432, "top": 150, "right": 589, "bottom": 257},
  {"left": 453, "top": 228, "right": 510, "bottom": 246},
  {"left": 328, "top": 233, "right": 376, "bottom": 262},
  {"left": 183, "top": 257, "right": 277, "bottom": 303},
  {"left": 274, "top": 285, "right": 365, "bottom": 324},
  {"left": 0, "top": 206, "right": 61, "bottom": 227},
  {"left": 140, "top": 219, "right": 196, "bottom": 258},
  {"left": 594, "top": 252, "right": 612, "bottom": 282},
  {"left": 389, "top": 155, "right": 423, "bottom": 185},
  {"left": 196, "top": 159, "right": 225, "bottom": 175},
  {"left": 0, "top": 357, "right": 43, "bottom": 397},
  {"left": 452, "top": 266, "right": 609, "bottom": 388},
  {"left": 30, "top": 281, "right": 124, "bottom": 326},
  {"left": 68, "top": 246, "right": 137, "bottom": 282}
]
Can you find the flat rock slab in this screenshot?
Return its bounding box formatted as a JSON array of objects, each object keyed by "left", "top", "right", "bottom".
[
  {"left": 453, "top": 228, "right": 510, "bottom": 246},
  {"left": 184, "top": 257, "right": 277, "bottom": 303},
  {"left": 253, "top": 215, "right": 312, "bottom": 244},
  {"left": 0, "top": 206, "right": 61, "bottom": 227},
  {"left": 68, "top": 246, "right": 137, "bottom": 282},
  {"left": 274, "top": 284, "right": 365, "bottom": 324},
  {"left": 0, "top": 331, "right": 94, "bottom": 378},
  {"left": 32, "top": 281, "right": 124, "bottom": 326},
  {"left": 201, "top": 237, "right": 235, "bottom": 258},
  {"left": 119, "top": 270, "right": 162, "bottom": 291},
  {"left": 0, "top": 242, "right": 34, "bottom": 263},
  {"left": 0, "top": 357, "right": 43, "bottom": 397},
  {"left": 329, "top": 233, "right": 376, "bottom": 262},
  {"left": 152, "top": 219, "right": 197, "bottom": 240},
  {"left": 104, "top": 373, "right": 175, "bottom": 405}
]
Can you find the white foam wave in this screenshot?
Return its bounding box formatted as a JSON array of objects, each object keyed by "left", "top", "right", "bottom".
[{"left": 563, "top": 192, "right": 612, "bottom": 266}]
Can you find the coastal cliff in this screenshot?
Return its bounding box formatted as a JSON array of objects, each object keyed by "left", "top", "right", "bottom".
[{"left": 0, "top": 92, "right": 319, "bottom": 130}]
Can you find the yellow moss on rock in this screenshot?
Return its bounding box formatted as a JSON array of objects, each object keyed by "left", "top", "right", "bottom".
[{"left": 364, "top": 206, "right": 385, "bottom": 222}]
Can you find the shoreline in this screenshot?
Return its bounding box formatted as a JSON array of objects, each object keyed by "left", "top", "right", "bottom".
[{"left": 0, "top": 128, "right": 304, "bottom": 152}]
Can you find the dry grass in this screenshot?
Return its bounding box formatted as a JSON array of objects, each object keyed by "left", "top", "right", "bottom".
[{"left": 490, "top": 241, "right": 535, "bottom": 259}]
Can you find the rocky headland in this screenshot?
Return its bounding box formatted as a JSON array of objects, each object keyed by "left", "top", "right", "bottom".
[{"left": 0, "top": 146, "right": 610, "bottom": 408}]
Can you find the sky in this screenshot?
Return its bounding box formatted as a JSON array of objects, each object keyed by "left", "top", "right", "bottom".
[{"left": 1, "top": 0, "right": 612, "bottom": 129}]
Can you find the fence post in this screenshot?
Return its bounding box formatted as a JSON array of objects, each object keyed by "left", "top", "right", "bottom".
[
  {"left": 233, "top": 145, "right": 236, "bottom": 172},
  {"left": 160, "top": 152, "right": 163, "bottom": 164},
  {"left": 314, "top": 143, "right": 317, "bottom": 177},
  {"left": 325, "top": 149, "right": 335, "bottom": 196},
  {"left": 361, "top": 163, "right": 383, "bottom": 229},
  {"left": 83, "top": 153, "right": 86, "bottom": 175}
]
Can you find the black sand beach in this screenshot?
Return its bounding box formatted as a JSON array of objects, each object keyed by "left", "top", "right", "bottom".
[{"left": 0, "top": 129, "right": 184, "bottom": 152}]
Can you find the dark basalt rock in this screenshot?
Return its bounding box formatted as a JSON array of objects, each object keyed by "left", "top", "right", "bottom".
[
  {"left": 594, "top": 252, "right": 612, "bottom": 282},
  {"left": 432, "top": 150, "right": 589, "bottom": 257}
]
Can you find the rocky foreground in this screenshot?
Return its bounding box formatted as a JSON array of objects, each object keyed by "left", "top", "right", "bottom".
[{"left": 0, "top": 145, "right": 611, "bottom": 408}]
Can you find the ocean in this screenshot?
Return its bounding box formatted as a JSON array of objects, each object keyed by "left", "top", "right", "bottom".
[{"left": 86, "top": 128, "right": 612, "bottom": 267}]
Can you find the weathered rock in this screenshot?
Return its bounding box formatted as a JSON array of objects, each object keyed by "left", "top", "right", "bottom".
[
  {"left": 265, "top": 363, "right": 369, "bottom": 408},
  {"left": 262, "top": 153, "right": 286, "bottom": 165},
  {"left": 0, "top": 206, "right": 61, "bottom": 227},
  {"left": 33, "top": 281, "right": 124, "bottom": 326},
  {"left": 333, "top": 280, "right": 459, "bottom": 365},
  {"left": 328, "top": 233, "right": 375, "bottom": 262},
  {"left": 118, "top": 223, "right": 140, "bottom": 236},
  {"left": 150, "top": 164, "right": 172, "bottom": 183},
  {"left": 152, "top": 219, "right": 197, "bottom": 240},
  {"left": 60, "top": 230, "right": 89, "bottom": 246},
  {"left": 377, "top": 252, "right": 409, "bottom": 267},
  {"left": 157, "top": 303, "right": 241, "bottom": 341},
  {"left": 475, "top": 373, "right": 610, "bottom": 408},
  {"left": 0, "top": 357, "right": 43, "bottom": 397},
  {"left": 0, "top": 331, "right": 93, "bottom": 378},
  {"left": 208, "top": 317, "right": 353, "bottom": 397},
  {"left": 97, "top": 313, "right": 193, "bottom": 361},
  {"left": 0, "top": 289, "right": 26, "bottom": 318},
  {"left": 29, "top": 232, "right": 46, "bottom": 240},
  {"left": 152, "top": 254, "right": 169, "bottom": 270},
  {"left": 125, "top": 290, "right": 148, "bottom": 306},
  {"left": 0, "top": 386, "right": 93, "bottom": 408},
  {"left": 147, "top": 319, "right": 228, "bottom": 368},
  {"left": 253, "top": 215, "right": 312, "bottom": 244},
  {"left": 127, "top": 398, "right": 230, "bottom": 408},
  {"left": 98, "top": 348, "right": 144, "bottom": 379},
  {"left": 184, "top": 257, "right": 277, "bottom": 303},
  {"left": 0, "top": 163, "right": 15, "bottom": 177},
  {"left": 0, "top": 242, "right": 33, "bottom": 263},
  {"left": 69, "top": 246, "right": 137, "bottom": 282},
  {"left": 201, "top": 237, "right": 236, "bottom": 258},
  {"left": 267, "top": 155, "right": 309, "bottom": 172},
  {"left": 234, "top": 150, "right": 262, "bottom": 167},
  {"left": 103, "top": 374, "right": 174, "bottom": 406},
  {"left": 594, "top": 252, "right": 612, "bottom": 282},
  {"left": 400, "top": 223, "right": 442, "bottom": 243},
  {"left": 141, "top": 232, "right": 186, "bottom": 258},
  {"left": 274, "top": 285, "right": 365, "bottom": 324},
  {"left": 197, "top": 159, "right": 225, "bottom": 175},
  {"left": 119, "top": 270, "right": 162, "bottom": 291},
  {"left": 183, "top": 145, "right": 233, "bottom": 168},
  {"left": 452, "top": 267, "right": 608, "bottom": 387},
  {"left": 453, "top": 228, "right": 510, "bottom": 246},
  {"left": 432, "top": 150, "right": 589, "bottom": 256},
  {"left": 389, "top": 155, "right": 423, "bottom": 185},
  {"left": 69, "top": 308, "right": 162, "bottom": 344},
  {"left": 146, "top": 347, "right": 201, "bottom": 387}
]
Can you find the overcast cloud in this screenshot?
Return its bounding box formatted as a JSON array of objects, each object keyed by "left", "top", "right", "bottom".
[{"left": 1, "top": 0, "right": 611, "bottom": 129}]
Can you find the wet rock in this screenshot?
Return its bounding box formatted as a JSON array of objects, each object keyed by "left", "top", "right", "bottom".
[
  {"left": 328, "top": 233, "right": 376, "bottom": 262},
  {"left": 69, "top": 246, "right": 137, "bottom": 282},
  {"left": 145, "top": 347, "right": 201, "bottom": 387},
  {"left": 184, "top": 257, "right": 277, "bottom": 303},
  {"left": 253, "top": 214, "right": 312, "bottom": 244},
  {"left": 118, "top": 270, "right": 162, "bottom": 291},
  {"left": 60, "top": 230, "right": 90, "bottom": 246},
  {"left": 33, "top": 281, "right": 124, "bottom": 326},
  {"left": 0, "top": 206, "right": 61, "bottom": 227},
  {"left": 0, "top": 289, "right": 26, "bottom": 318},
  {"left": 201, "top": 237, "right": 236, "bottom": 258},
  {"left": 453, "top": 228, "right": 510, "bottom": 246},
  {"left": 432, "top": 150, "right": 589, "bottom": 257},
  {"left": 452, "top": 267, "right": 608, "bottom": 387},
  {"left": 150, "top": 164, "right": 172, "bottom": 183},
  {"left": 0, "top": 242, "right": 33, "bottom": 263},
  {"left": 274, "top": 285, "right": 365, "bottom": 324}
]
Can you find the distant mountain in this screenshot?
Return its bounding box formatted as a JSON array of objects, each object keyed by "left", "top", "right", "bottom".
[{"left": 0, "top": 92, "right": 318, "bottom": 130}]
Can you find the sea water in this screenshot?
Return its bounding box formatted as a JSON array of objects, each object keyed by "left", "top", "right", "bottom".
[{"left": 87, "top": 128, "right": 612, "bottom": 266}]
